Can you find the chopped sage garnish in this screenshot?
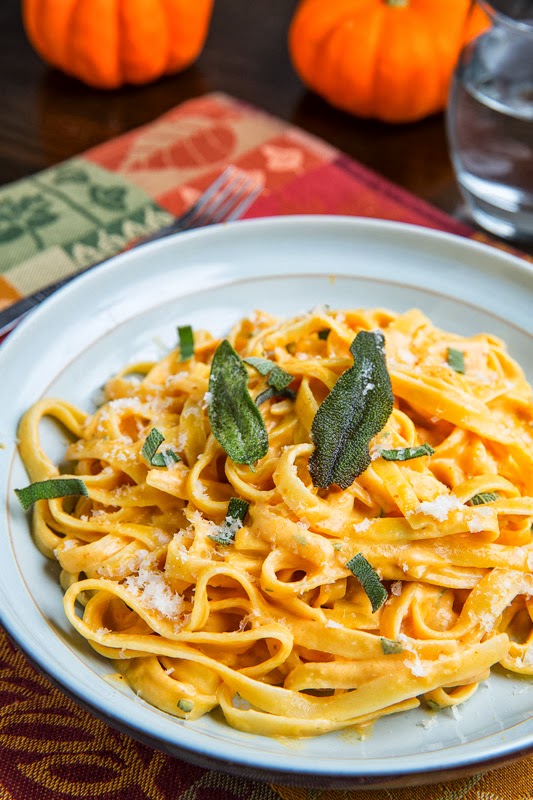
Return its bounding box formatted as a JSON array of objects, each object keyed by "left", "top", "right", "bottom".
[
  {"left": 255, "top": 386, "right": 296, "bottom": 406},
  {"left": 380, "top": 443, "right": 435, "bottom": 461},
  {"left": 447, "top": 347, "right": 465, "bottom": 374},
  {"left": 346, "top": 552, "right": 387, "bottom": 613},
  {"left": 468, "top": 491, "right": 499, "bottom": 506},
  {"left": 142, "top": 427, "right": 164, "bottom": 463},
  {"left": 177, "top": 699, "right": 194, "bottom": 713},
  {"left": 309, "top": 330, "right": 393, "bottom": 489},
  {"left": 209, "top": 497, "right": 250, "bottom": 546},
  {"left": 142, "top": 428, "right": 180, "bottom": 467},
  {"left": 245, "top": 357, "right": 294, "bottom": 392},
  {"left": 178, "top": 325, "right": 194, "bottom": 361},
  {"left": 152, "top": 448, "right": 181, "bottom": 468},
  {"left": 15, "top": 478, "right": 88, "bottom": 511},
  {"left": 208, "top": 340, "right": 269, "bottom": 465},
  {"left": 318, "top": 328, "right": 330, "bottom": 341},
  {"left": 380, "top": 637, "right": 403, "bottom": 655},
  {"left": 245, "top": 356, "right": 296, "bottom": 406}
]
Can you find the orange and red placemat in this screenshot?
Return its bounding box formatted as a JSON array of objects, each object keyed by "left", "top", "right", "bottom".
[
  {"left": 0, "top": 92, "right": 532, "bottom": 800},
  {"left": 2, "top": 90, "right": 529, "bottom": 309}
]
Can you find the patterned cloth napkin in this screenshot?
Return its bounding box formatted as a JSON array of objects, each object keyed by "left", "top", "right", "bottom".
[{"left": 0, "top": 92, "right": 531, "bottom": 800}]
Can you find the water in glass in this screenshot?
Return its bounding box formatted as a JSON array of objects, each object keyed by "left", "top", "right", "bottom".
[{"left": 447, "top": 1, "right": 533, "bottom": 241}]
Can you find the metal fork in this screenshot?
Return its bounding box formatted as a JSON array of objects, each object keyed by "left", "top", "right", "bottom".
[{"left": 0, "top": 165, "right": 262, "bottom": 338}]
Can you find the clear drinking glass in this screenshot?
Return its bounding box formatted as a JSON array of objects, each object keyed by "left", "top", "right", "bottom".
[{"left": 446, "top": 0, "right": 533, "bottom": 242}]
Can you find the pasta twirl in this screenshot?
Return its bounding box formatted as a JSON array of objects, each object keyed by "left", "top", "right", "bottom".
[{"left": 17, "top": 307, "right": 533, "bottom": 737}]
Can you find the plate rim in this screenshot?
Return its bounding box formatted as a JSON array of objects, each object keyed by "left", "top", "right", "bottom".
[{"left": 1, "top": 215, "right": 532, "bottom": 787}]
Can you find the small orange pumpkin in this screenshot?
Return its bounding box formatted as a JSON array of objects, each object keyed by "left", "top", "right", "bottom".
[
  {"left": 288, "top": 0, "right": 490, "bottom": 123},
  {"left": 22, "top": 0, "right": 214, "bottom": 90}
]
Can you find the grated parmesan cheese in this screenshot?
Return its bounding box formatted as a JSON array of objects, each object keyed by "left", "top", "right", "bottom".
[
  {"left": 108, "top": 397, "right": 143, "bottom": 413},
  {"left": 232, "top": 694, "right": 252, "bottom": 711},
  {"left": 450, "top": 705, "right": 462, "bottom": 721},
  {"left": 62, "top": 538, "right": 78, "bottom": 551},
  {"left": 181, "top": 405, "right": 200, "bottom": 419},
  {"left": 417, "top": 715, "right": 437, "bottom": 729},
  {"left": 416, "top": 494, "right": 466, "bottom": 522},
  {"left": 398, "top": 348, "right": 416, "bottom": 367},
  {"left": 370, "top": 444, "right": 383, "bottom": 461},
  {"left": 399, "top": 634, "right": 431, "bottom": 677},
  {"left": 403, "top": 655, "right": 430, "bottom": 677},
  {"left": 477, "top": 611, "right": 496, "bottom": 632},
  {"left": 124, "top": 566, "right": 184, "bottom": 620},
  {"left": 467, "top": 509, "right": 491, "bottom": 533}
]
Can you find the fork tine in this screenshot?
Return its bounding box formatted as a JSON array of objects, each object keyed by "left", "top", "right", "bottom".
[
  {"left": 208, "top": 174, "right": 254, "bottom": 222},
  {"left": 187, "top": 169, "right": 245, "bottom": 228},
  {"left": 188, "top": 170, "right": 255, "bottom": 227},
  {"left": 216, "top": 178, "right": 263, "bottom": 223},
  {"left": 190, "top": 172, "right": 262, "bottom": 228},
  {"left": 121, "top": 166, "right": 244, "bottom": 247},
  {"left": 177, "top": 165, "right": 238, "bottom": 228}
]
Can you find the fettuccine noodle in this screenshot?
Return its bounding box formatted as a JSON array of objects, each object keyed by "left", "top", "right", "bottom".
[{"left": 17, "top": 307, "right": 533, "bottom": 737}]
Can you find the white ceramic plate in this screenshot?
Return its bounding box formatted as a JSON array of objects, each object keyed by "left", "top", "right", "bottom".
[{"left": 0, "top": 216, "right": 532, "bottom": 790}]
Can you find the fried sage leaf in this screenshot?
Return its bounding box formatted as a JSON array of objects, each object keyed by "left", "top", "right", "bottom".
[
  {"left": 380, "top": 443, "right": 435, "bottom": 461},
  {"left": 208, "top": 340, "right": 269, "bottom": 465},
  {"left": 468, "top": 491, "right": 499, "bottom": 506},
  {"left": 309, "top": 330, "right": 393, "bottom": 489},
  {"left": 244, "top": 356, "right": 294, "bottom": 392},
  {"left": 151, "top": 448, "right": 181, "bottom": 467},
  {"left": 447, "top": 347, "right": 465, "bottom": 374},
  {"left": 346, "top": 552, "right": 388, "bottom": 613},
  {"left": 15, "top": 478, "right": 88, "bottom": 511},
  {"left": 142, "top": 428, "right": 181, "bottom": 467},
  {"left": 381, "top": 637, "right": 403, "bottom": 655},
  {"left": 209, "top": 497, "right": 250, "bottom": 546},
  {"left": 245, "top": 356, "right": 296, "bottom": 406},
  {"left": 178, "top": 325, "right": 194, "bottom": 361},
  {"left": 254, "top": 386, "right": 296, "bottom": 406}
]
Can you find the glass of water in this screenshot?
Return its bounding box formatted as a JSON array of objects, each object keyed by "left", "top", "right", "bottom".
[{"left": 446, "top": 0, "right": 533, "bottom": 242}]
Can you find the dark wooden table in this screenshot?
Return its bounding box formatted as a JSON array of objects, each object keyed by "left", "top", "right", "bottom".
[{"left": 0, "top": 0, "right": 526, "bottom": 255}]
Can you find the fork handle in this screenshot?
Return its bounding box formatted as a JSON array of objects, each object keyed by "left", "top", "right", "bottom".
[
  {"left": 0, "top": 218, "right": 189, "bottom": 338},
  {"left": 0, "top": 276, "right": 82, "bottom": 337}
]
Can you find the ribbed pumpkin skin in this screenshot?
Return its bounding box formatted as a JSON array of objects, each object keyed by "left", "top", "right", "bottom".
[
  {"left": 22, "top": 0, "right": 214, "bottom": 89},
  {"left": 288, "top": 0, "right": 490, "bottom": 123}
]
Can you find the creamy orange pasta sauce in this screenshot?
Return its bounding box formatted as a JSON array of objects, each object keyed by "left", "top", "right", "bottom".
[{"left": 17, "top": 307, "right": 533, "bottom": 737}]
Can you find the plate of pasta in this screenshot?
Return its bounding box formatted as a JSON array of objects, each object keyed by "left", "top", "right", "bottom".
[{"left": 0, "top": 215, "right": 532, "bottom": 788}]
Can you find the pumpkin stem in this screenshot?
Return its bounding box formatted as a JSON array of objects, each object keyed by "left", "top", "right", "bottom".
[{"left": 386, "top": 0, "right": 409, "bottom": 6}]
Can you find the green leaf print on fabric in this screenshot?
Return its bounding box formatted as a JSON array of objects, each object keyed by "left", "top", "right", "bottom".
[
  {"left": 0, "top": 195, "right": 59, "bottom": 250},
  {"left": 89, "top": 184, "right": 128, "bottom": 212},
  {"left": 0, "top": 157, "right": 173, "bottom": 275},
  {"left": 53, "top": 167, "right": 91, "bottom": 185}
]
